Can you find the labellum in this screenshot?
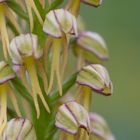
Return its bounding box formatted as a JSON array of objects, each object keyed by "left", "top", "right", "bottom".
[
  {"left": 43, "top": 9, "right": 78, "bottom": 96},
  {"left": 25, "top": 0, "right": 43, "bottom": 31},
  {"left": 0, "top": 0, "right": 21, "bottom": 59},
  {"left": 9, "top": 34, "right": 50, "bottom": 118},
  {"left": 0, "top": 61, "right": 21, "bottom": 135}
]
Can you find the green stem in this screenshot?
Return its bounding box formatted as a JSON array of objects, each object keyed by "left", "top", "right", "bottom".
[{"left": 49, "top": 72, "right": 78, "bottom": 103}]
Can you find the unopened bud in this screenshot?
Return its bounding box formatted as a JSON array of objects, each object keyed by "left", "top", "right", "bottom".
[
  {"left": 2, "top": 118, "right": 37, "bottom": 140},
  {"left": 55, "top": 101, "right": 90, "bottom": 134},
  {"left": 89, "top": 113, "right": 115, "bottom": 140},
  {"left": 75, "top": 31, "right": 109, "bottom": 63},
  {"left": 76, "top": 64, "right": 113, "bottom": 96},
  {"left": 43, "top": 9, "right": 78, "bottom": 38}
]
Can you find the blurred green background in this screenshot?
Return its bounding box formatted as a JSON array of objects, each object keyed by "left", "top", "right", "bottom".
[{"left": 81, "top": 0, "right": 140, "bottom": 140}]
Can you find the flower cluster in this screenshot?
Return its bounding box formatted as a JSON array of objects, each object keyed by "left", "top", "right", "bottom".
[{"left": 0, "top": 0, "right": 115, "bottom": 140}]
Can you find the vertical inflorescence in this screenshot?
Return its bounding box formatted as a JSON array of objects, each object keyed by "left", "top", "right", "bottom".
[{"left": 0, "top": 0, "right": 116, "bottom": 140}]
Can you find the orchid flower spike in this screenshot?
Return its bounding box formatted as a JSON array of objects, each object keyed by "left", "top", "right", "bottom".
[
  {"left": 9, "top": 34, "right": 50, "bottom": 118},
  {"left": 0, "top": 0, "right": 21, "bottom": 59},
  {"left": 25, "top": 0, "right": 43, "bottom": 31},
  {"left": 0, "top": 61, "right": 21, "bottom": 135},
  {"left": 43, "top": 9, "right": 78, "bottom": 96}
]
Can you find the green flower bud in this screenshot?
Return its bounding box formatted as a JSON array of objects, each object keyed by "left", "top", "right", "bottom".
[
  {"left": 55, "top": 101, "right": 90, "bottom": 134},
  {"left": 89, "top": 113, "right": 115, "bottom": 140},
  {"left": 76, "top": 64, "right": 113, "bottom": 96},
  {"left": 2, "top": 118, "right": 37, "bottom": 140},
  {"left": 0, "top": 61, "right": 15, "bottom": 84},
  {"left": 74, "top": 31, "right": 109, "bottom": 63},
  {"left": 9, "top": 34, "right": 43, "bottom": 65},
  {"left": 81, "top": 0, "right": 103, "bottom": 7},
  {"left": 43, "top": 9, "right": 78, "bottom": 38}
]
